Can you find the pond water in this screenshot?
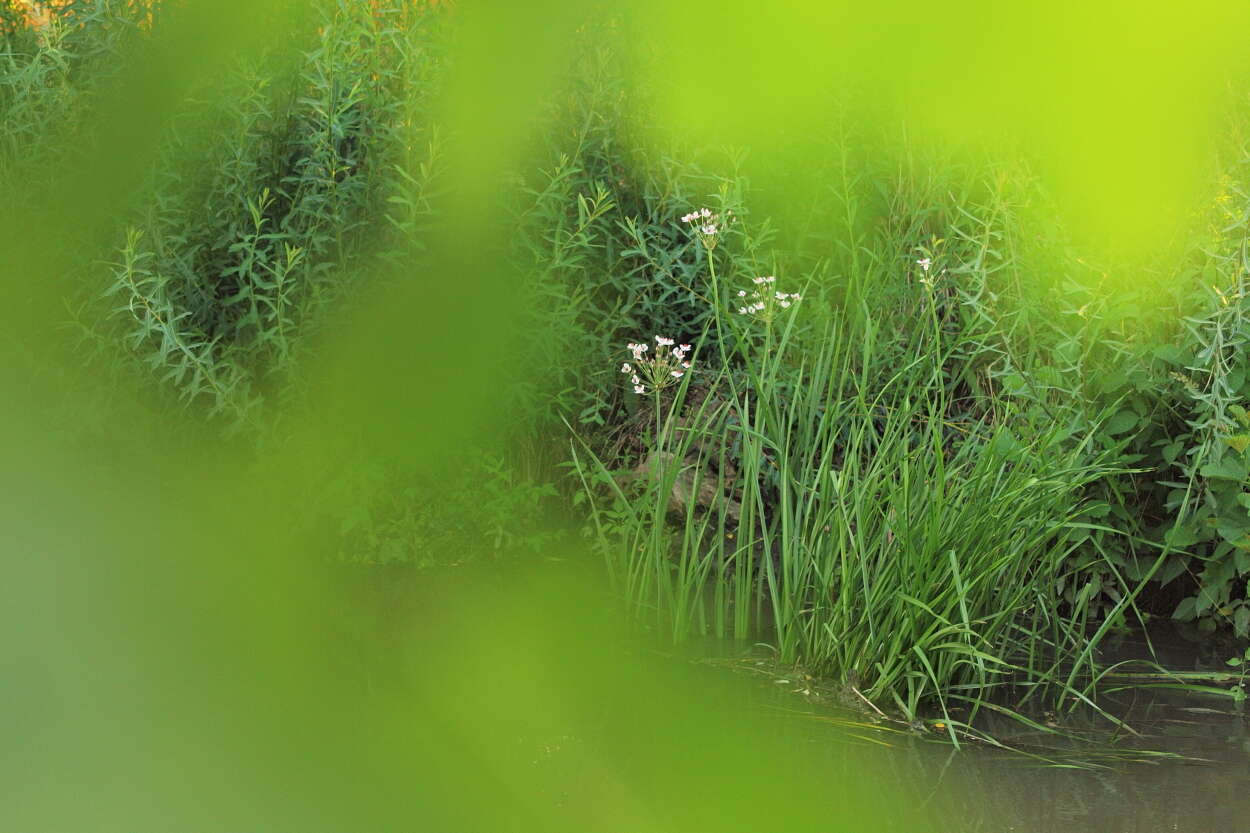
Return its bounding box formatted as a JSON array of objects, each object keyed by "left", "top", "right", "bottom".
[
  {"left": 910, "top": 688, "right": 1247, "bottom": 832},
  {"left": 753, "top": 624, "right": 1250, "bottom": 832},
  {"left": 977, "top": 629, "right": 1247, "bottom": 832}
]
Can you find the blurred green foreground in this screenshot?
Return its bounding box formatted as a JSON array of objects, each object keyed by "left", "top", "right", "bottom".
[{"left": 0, "top": 2, "right": 909, "bottom": 829}]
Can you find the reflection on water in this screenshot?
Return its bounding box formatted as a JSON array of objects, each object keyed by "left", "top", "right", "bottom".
[
  {"left": 773, "top": 624, "right": 1250, "bottom": 833},
  {"left": 972, "top": 625, "right": 1248, "bottom": 832}
]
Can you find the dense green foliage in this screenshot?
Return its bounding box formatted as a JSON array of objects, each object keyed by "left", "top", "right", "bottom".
[{"left": 6, "top": 0, "right": 1250, "bottom": 725}]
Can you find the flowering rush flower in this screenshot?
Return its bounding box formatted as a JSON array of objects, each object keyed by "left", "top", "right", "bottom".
[
  {"left": 737, "top": 276, "right": 801, "bottom": 320},
  {"left": 680, "top": 206, "right": 733, "bottom": 251},
  {"left": 621, "top": 336, "right": 694, "bottom": 394}
]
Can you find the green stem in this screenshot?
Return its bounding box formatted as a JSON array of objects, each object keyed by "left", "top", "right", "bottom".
[{"left": 706, "top": 245, "right": 728, "bottom": 367}]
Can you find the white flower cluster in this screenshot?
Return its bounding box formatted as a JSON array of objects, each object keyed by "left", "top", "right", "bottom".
[
  {"left": 915, "top": 256, "right": 945, "bottom": 288},
  {"left": 680, "top": 207, "right": 732, "bottom": 250},
  {"left": 736, "top": 276, "right": 801, "bottom": 319},
  {"left": 621, "top": 336, "right": 693, "bottom": 395}
]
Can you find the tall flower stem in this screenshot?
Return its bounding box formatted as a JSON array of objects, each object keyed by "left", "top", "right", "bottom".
[
  {"left": 653, "top": 387, "right": 665, "bottom": 458},
  {"left": 706, "top": 246, "right": 728, "bottom": 368}
]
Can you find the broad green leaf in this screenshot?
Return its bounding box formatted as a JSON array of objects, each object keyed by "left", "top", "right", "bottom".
[
  {"left": 1226, "top": 434, "right": 1250, "bottom": 455},
  {"left": 1164, "top": 522, "right": 1199, "bottom": 548},
  {"left": 1173, "top": 596, "right": 1198, "bottom": 621},
  {"left": 1104, "top": 409, "right": 1138, "bottom": 435},
  {"left": 1235, "top": 605, "right": 1250, "bottom": 638},
  {"left": 1201, "top": 458, "right": 1248, "bottom": 481},
  {"left": 1156, "top": 556, "right": 1186, "bottom": 587}
]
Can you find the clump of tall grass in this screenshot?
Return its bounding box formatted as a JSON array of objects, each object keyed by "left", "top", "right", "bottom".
[{"left": 572, "top": 198, "right": 1126, "bottom": 728}]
